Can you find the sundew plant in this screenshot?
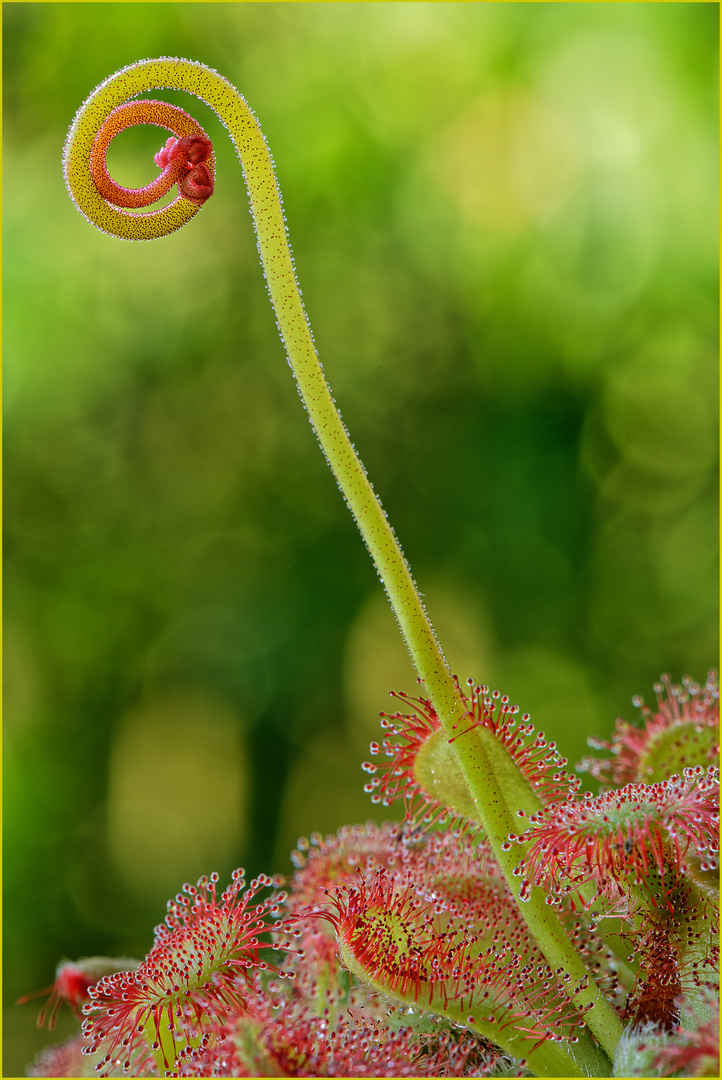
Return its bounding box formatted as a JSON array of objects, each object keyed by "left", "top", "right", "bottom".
[
  {"left": 14, "top": 45, "right": 719, "bottom": 1079},
  {"left": 2, "top": 6, "right": 716, "bottom": 1080}
]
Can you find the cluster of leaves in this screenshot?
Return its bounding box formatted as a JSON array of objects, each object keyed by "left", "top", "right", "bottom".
[{"left": 25, "top": 673, "right": 719, "bottom": 1077}]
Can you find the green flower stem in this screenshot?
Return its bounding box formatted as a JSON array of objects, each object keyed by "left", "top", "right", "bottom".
[
  {"left": 450, "top": 726, "right": 623, "bottom": 1061},
  {"left": 64, "top": 56, "right": 466, "bottom": 720},
  {"left": 66, "top": 58, "right": 622, "bottom": 1071}
]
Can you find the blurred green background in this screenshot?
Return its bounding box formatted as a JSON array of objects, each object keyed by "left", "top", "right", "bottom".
[{"left": 3, "top": 2, "right": 718, "bottom": 1074}]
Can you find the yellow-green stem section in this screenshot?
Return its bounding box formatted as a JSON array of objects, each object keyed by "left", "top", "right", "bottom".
[
  {"left": 66, "top": 58, "right": 622, "bottom": 1068},
  {"left": 64, "top": 57, "right": 462, "bottom": 726},
  {"left": 455, "top": 727, "right": 623, "bottom": 1059}
]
